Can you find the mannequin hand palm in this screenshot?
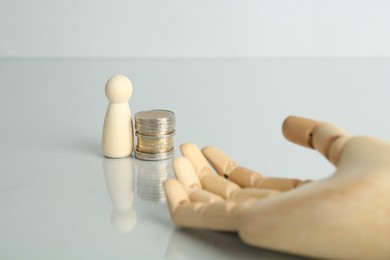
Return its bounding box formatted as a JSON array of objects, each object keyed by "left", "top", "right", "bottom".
[{"left": 163, "top": 116, "right": 390, "bottom": 259}]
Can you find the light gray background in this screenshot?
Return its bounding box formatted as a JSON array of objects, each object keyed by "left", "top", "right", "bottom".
[
  {"left": 1, "top": 0, "right": 390, "bottom": 58},
  {"left": 1, "top": 2, "right": 390, "bottom": 260}
]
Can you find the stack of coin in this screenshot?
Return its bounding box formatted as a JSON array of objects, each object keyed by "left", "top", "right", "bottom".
[{"left": 134, "top": 110, "right": 175, "bottom": 160}]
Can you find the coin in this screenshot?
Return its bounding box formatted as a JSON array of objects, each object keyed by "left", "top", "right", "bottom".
[
  {"left": 135, "top": 146, "right": 173, "bottom": 154},
  {"left": 134, "top": 110, "right": 175, "bottom": 135},
  {"left": 136, "top": 131, "right": 175, "bottom": 141},
  {"left": 136, "top": 131, "right": 175, "bottom": 153},
  {"left": 134, "top": 109, "right": 175, "bottom": 161},
  {"left": 135, "top": 148, "right": 175, "bottom": 161},
  {"left": 135, "top": 109, "right": 175, "bottom": 123}
]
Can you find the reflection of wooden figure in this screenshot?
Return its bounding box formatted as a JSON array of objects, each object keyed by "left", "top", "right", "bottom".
[
  {"left": 165, "top": 116, "right": 390, "bottom": 259},
  {"left": 102, "top": 75, "right": 134, "bottom": 158},
  {"left": 103, "top": 157, "right": 136, "bottom": 233}
]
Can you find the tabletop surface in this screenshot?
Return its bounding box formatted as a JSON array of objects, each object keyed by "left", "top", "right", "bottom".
[{"left": 1, "top": 58, "right": 390, "bottom": 259}]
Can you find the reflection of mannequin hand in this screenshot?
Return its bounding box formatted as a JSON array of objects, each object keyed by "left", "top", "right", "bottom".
[
  {"left": 164, "top": 116, "right": 390, "bottom": 259},
  {"left": 103, "top": 157, "right": 136, "bottom": 233},
  {"left": 165, "top": 229, "right": 308, "bottom": 260}
]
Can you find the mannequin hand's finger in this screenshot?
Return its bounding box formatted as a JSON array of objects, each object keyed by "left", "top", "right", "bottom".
[
  {"left": 173, "top": 157, "right": 224, "bottom": 203},
  {"left": 282, "top": 116, "right": 351, "bottom": 165},
  {"left": 173, "top": 155, "right": 282, "bottom": 203},
  {"left": 164, "top": 178, "right": 257, "bottom": 231},
  {"left": 164, "top": 179, "right": 207, "bottom": 228},
  {"left": 230, "top": 188, "right": 281, "bottom": 200},
  {"left": 201, "top": 145, "right": 262, "bottom": 187},
  {"left": 164, "top": 178, "right": 190, "bottom": 214},
  {"left": 202, "top": 145, "right": 311, "bottom": 190},
  {"left": 165, "top": 156, "right": 279, "bottom": 231},
  {"left": 180, "top": 143, "right": 240, "bottom": 199}
]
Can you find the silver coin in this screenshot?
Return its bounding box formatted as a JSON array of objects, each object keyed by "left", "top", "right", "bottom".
[
  {"left": 135, "top": 109, "right": 175, "bottom": 120},
  {"left": 135, "top": 120, "right": 174, "bottom": 127},
  {"left": 136, "top": 142, "right": 174, "bottom": 150},
  {"left": 137, "top": 140, "right": 174, "bottom": 146},
  {"left": 135, "top": 119, "right": 175, "bottom": 127},
  {"left": 134, "top": 110, "right": 175, "bottom": 125},
  {"left": 136, "top": 120, "right": 175, "bottom": 126},
  {"left": 135, "top": 148, "right": 174, "bottom": 161},
  {"left": 135, "top": 125, "right": 175, "bottom": 135},
  {"left": 137, "top": 141, "right": 174, "bottom": 147},
  {"left": 136, "top": 147, "right": 174, "bottom": 154}
]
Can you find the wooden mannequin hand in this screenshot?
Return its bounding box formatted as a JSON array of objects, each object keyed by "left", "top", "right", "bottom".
[{"left": 164, "top": 116, "right": 390, "bottom": 259}]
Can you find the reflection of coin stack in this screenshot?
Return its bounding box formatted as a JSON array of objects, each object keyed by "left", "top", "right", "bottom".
[
  {"left": 136, "top": 158, "right": 174, "bottom": 202},
  {"left": 134, "top": 110, "right": 175, "bottom": 161}
]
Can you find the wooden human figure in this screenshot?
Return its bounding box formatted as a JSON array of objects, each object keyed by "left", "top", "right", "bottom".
[{"left": 102, "top": 75, "right": 134, "bottom": 158}]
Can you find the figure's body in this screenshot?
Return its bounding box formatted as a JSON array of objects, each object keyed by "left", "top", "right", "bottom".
[
  {"left": 164, "top": 116, "right": 390, "bottom": 259},
  {"left": 102, "top": 75, "right": 134, "bottom": 158}
]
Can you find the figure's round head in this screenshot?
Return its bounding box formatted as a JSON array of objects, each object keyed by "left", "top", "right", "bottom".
[{"left": 105, "top": 75, "right": 133, "bottom": 102}]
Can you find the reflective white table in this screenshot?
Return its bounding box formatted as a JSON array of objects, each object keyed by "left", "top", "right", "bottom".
[{"left": 1, "top": 58, "right": 389, "bottom": 259}]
